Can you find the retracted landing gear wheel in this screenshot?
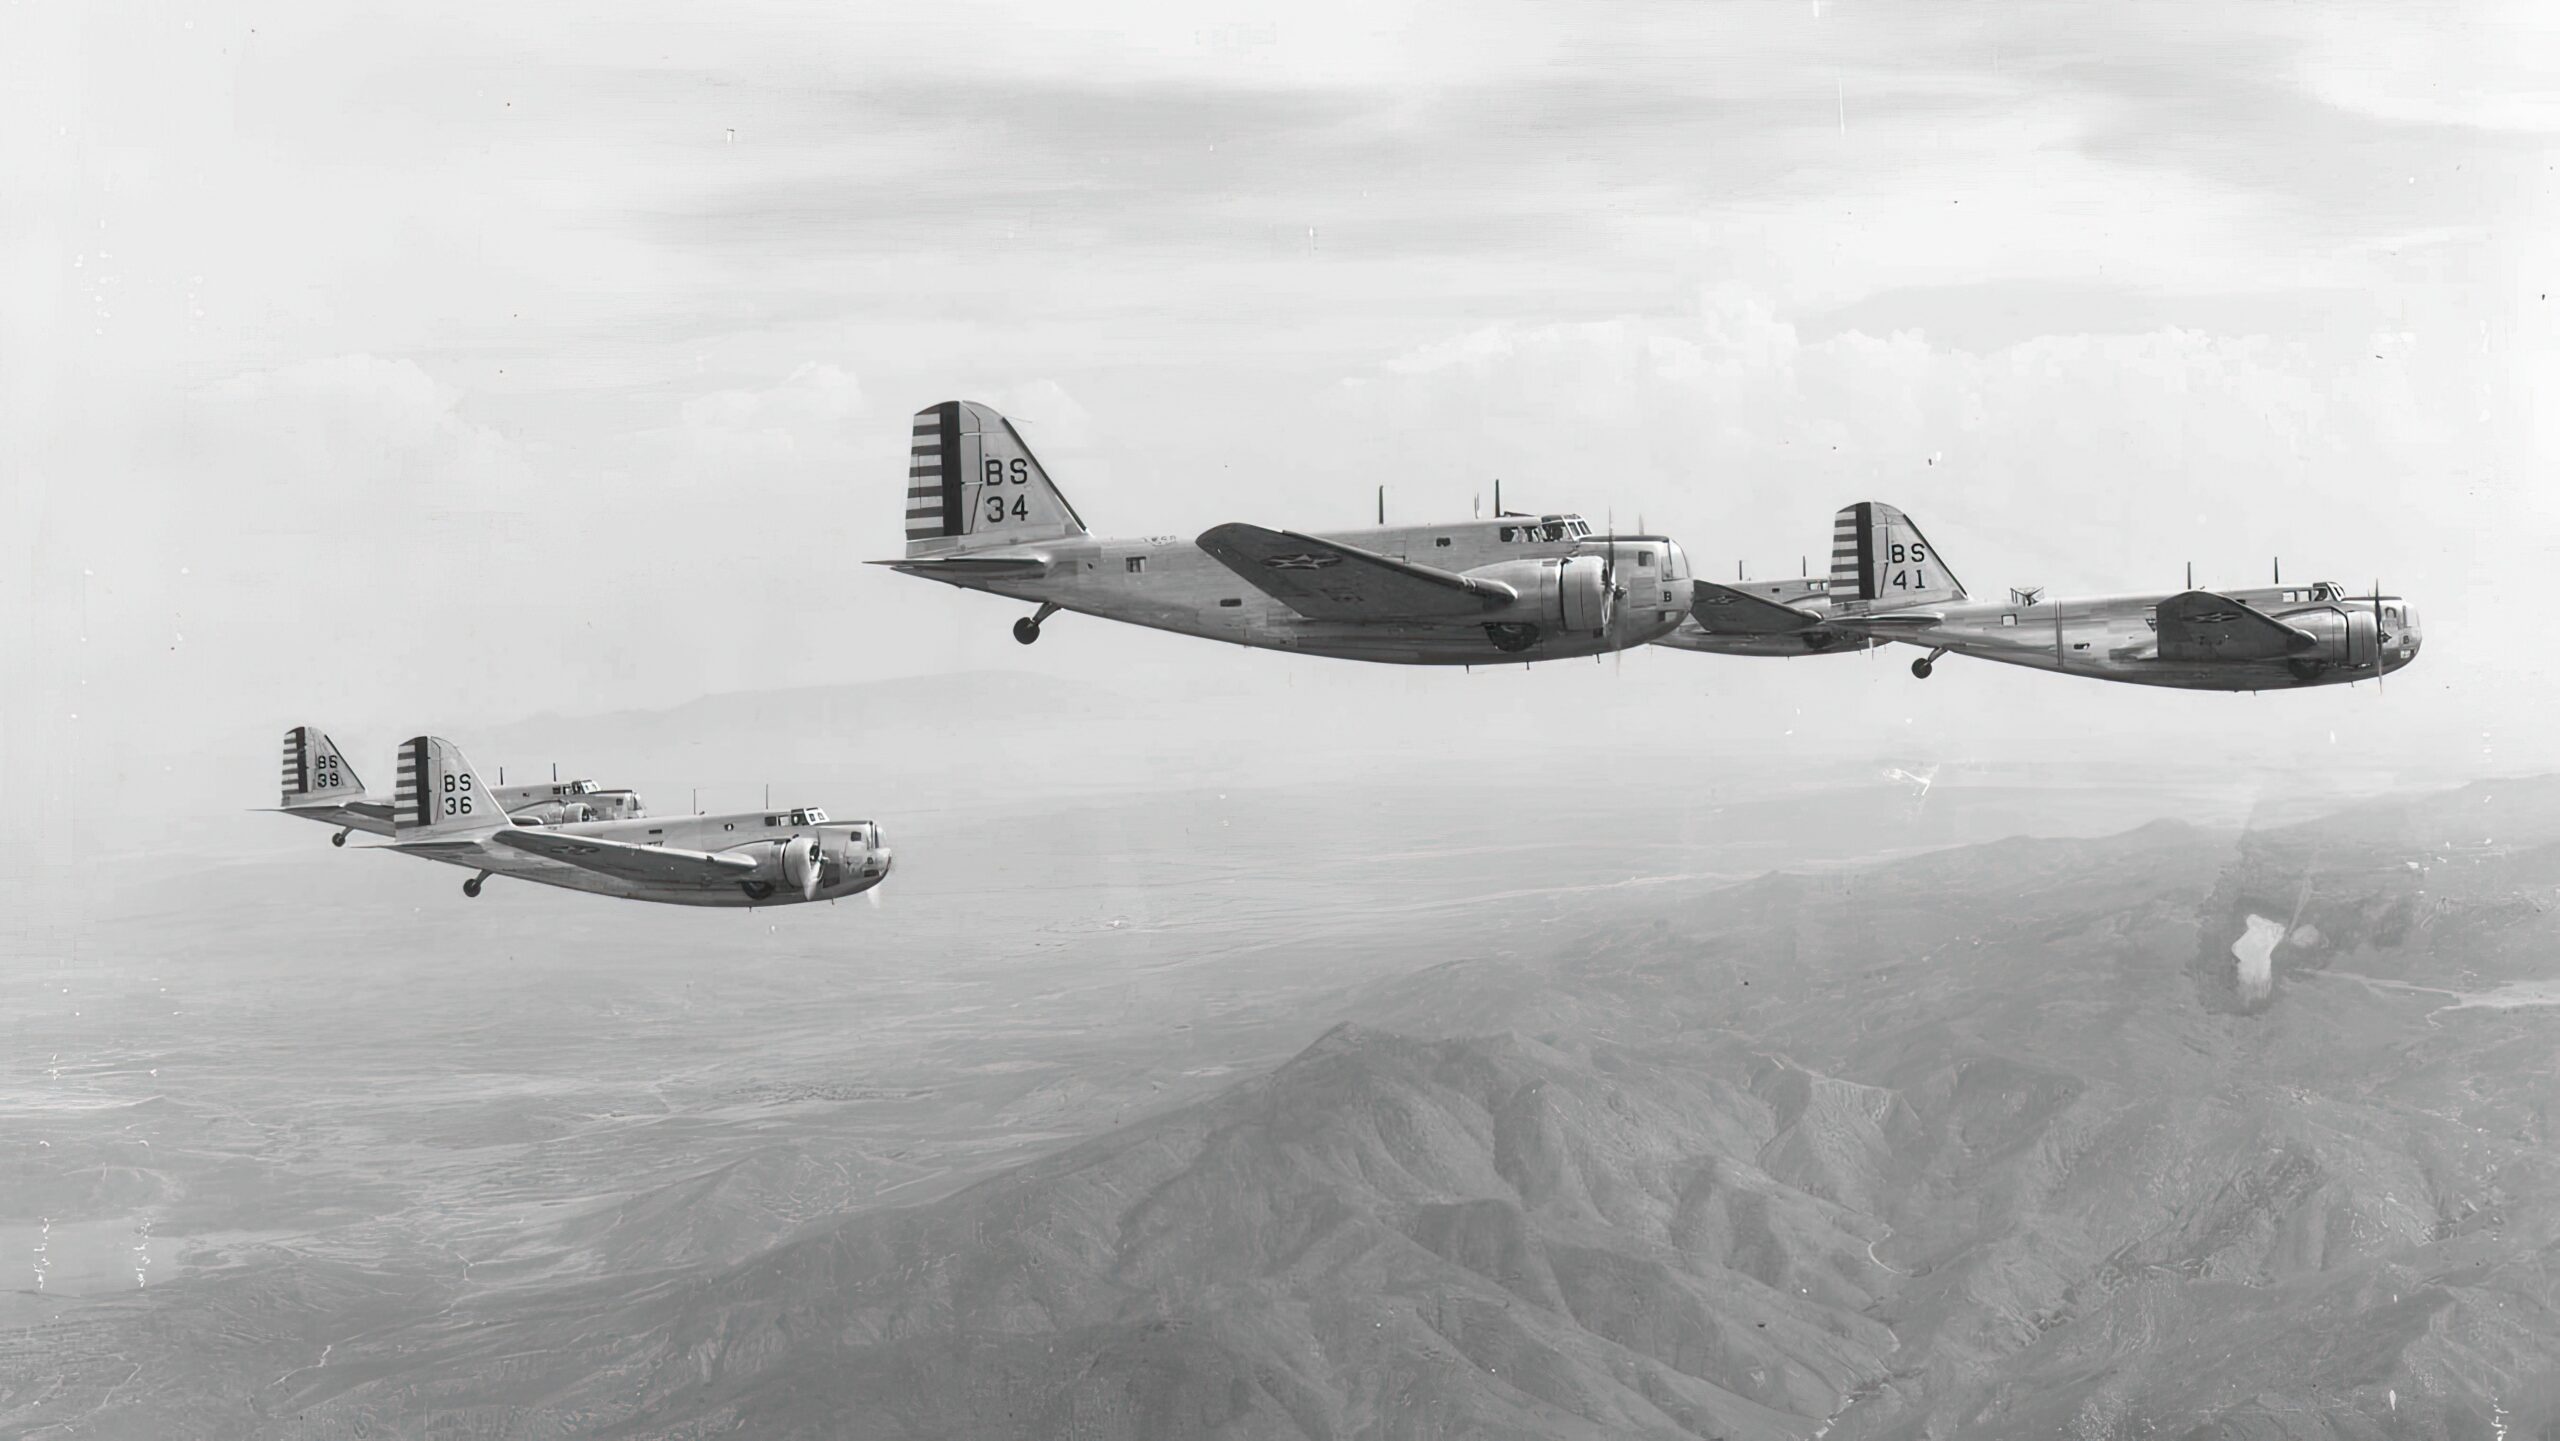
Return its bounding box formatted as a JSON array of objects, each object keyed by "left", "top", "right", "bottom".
[
  {"left": 463, "top": 874, "right": 486, "bottom": 898},
  {"left": 1911, "top": 658, "right": 1934, "bottom": 679}
]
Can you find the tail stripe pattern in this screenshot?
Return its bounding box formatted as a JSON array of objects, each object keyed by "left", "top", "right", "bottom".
[
  {"left": 905, "top": 404, "right": 957, "bottom": 542},
  {"left": 395, "top": 737, "right": 429, "bottom": 829},
  {"left": 1830, "top": 504, "right": 1871, "bottom": 601},
  {"left": 282, "top": 727, "right": 308, "bottom": 794}
]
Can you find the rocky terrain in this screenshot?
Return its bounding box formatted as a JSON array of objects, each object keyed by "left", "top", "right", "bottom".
[{"left": 9, "top": 776, "right": 2558, "bottom": 1438}]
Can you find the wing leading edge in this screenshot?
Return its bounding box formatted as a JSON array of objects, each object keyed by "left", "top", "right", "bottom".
[
  {"left": 491, "top": 828, "right": 760, "bottom": 886},
  {"left": 1687, "top": 579, "right": 1824, "bottom": 635},
  {"left": 2155, "top": 590, "right": 2315, "bottom": 662},
  {"left": 1195, "top": 524, "right": 1517, "bottom": 622}
]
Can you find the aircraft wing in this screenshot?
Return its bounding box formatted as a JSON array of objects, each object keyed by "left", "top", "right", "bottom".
[
  {"left": 274, "top": 800, "right": 397, "bottom": 836},
  {"left": 1688, "top": 580, "right": 1823, "bottom": 634},
  {"left": 2155, "top": 589, "right": 2314, "bottom": 661},
  {"left": 1195, "top": 524, "right": 1517, "bottom": 622},
  {"left": 490, "top": 829, "right": 761, "bottom": 886}
]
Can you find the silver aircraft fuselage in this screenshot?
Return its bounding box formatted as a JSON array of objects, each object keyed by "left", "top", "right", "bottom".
[
  {"left": 1869, "top": 584, "right": 2424, "bottom": 690},
  {"left": 392, "top": 810, "right": 892, "bottom": 907},
  {"left": 893, "top": 517, "right": 1695, "bottom": 665}
]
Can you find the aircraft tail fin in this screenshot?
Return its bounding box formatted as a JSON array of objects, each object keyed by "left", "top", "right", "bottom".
[
  {"left": 903, "top": 400, "right": 1088, "bottom": 558},
  {"left": 280, "top": 725, "right": 365, "bottom": 808},
  {"left": 1829, "top": 502, "right": 1965, "bottom": 613},
  {"left": 392, "top": 735, "right": 507, "bottom": 840}
]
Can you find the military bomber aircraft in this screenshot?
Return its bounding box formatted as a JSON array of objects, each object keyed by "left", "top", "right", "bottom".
[
  {"left": 879, "top": 401, "right": 1693, "bottom": 665},
  {"left": 1663, "top": 502, "right": 2422, "bottom": 691}
]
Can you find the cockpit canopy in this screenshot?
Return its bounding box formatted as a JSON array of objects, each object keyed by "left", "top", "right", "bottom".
[{"left": 1497, "top": 516, "right": 1591, "bottom": 544}]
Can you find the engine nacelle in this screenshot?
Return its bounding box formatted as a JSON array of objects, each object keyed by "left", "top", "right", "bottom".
[
  {"left": 780, "top": 835, "right": 823, "bottom": 900},
  {"left": 1468, "top": 555, "right": 1613, "bottom": 637},
  {"left": 736, "top": 835, "right": 826, "bottom": 899},
  {"left": 2282, "top": 607, "right": 2377, "bottom": 668}
]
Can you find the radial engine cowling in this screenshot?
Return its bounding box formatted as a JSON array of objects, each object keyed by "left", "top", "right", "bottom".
[
  {"left": 2283, "top": 607, "right": 2378, "bottom": 668},
  {"left": 1468, "top": 555, "right": 1614, "bottom": 636},
  {"left": 780, "top": 835, "right": 824, "bottom": 900}
]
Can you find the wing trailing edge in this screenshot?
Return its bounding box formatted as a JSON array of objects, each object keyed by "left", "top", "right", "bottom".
[
  {"left": 1195, "top": 524, "right": 1516, "bottom": 622},
  {"left": 1687, "top": 579, "right": 1824, "bottom": 635}
]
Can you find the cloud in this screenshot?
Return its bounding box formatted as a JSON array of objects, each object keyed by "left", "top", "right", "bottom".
[
  {"left": 196, "top": 354, "right": 525, "bottom": 511},
  {"left": 1325, "top": 289, "right": 2465, "bottom": 594},
  {"left": 676, "top": 361, "right": 867, "bottom": 458}
]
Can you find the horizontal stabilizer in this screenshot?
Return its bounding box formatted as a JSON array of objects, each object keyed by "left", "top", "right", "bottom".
[
  {"left": 271, "top": 798, "right": 397, "bottom": 835},
  {"left": 870, "top": 553, "right": 1053, "bottom": 579},
  {"left": 2155, "top": 590, "right": 2313, "bottom": 662},
  {"left": 1196, "top": 524, "right": 1515, "bottom": 622},
  {"left": 1687, "top": 580, "right": 1824, "bottom": 635}
]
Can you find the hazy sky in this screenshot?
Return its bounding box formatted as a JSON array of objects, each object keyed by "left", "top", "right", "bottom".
[{"left": 7, "top": 0, "right": 2558, "bottom": 860}]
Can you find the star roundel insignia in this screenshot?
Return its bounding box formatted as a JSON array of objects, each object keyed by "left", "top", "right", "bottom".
[
  {"left": 1265, "top": 553, "right": 1343, "bottom": 570},
  {"left": 2190, "top": 610, "right": 2242, "bottom": 624}
]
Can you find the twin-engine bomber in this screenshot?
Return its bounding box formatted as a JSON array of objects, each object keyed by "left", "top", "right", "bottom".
[
  {"left": 878, "top": 400, "right": 1692, "bottom": 665},
  {"left": 274, "top": 729, "right": 890, "bottom": 907},
  {"left": 1662, "top": 502, "right": 2423, "bottom": 691}
]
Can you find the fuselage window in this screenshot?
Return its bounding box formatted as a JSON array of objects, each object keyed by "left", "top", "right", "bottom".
[
  {"left": 1636, "top": 552, "right": 1653, "bottom": 568},
  {"left": 1125, "top": 556, "right": 1146, "bottom": 573},
  {"left": 2002, "top": 613, "right": 2017, "bottom": 627},
  {"left": 764, "top": 815, "right": 779, "bottom": 827},
  {"left": 1434, "top": 537, "right": 1451, "bottom": 547},
  {"left": 1218, "top": 597, "right": 1242, "bottom": 607}
]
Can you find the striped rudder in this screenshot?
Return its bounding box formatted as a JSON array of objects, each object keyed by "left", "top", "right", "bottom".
[
  {"left": 1827, "top": 502, "right": 1964, "bottom": 613},
  {"left": 393, "top": 736, "right": 505, "bottom": 839},
  {"left": 902, "top": 401, "right": 1087, "bottom": 557},
  {"left": 279, "top": 726, "right": 364, "bottom": 807}
]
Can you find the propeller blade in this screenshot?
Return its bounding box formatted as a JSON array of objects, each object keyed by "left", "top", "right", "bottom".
[
  {"left": 783, "top": 835, "right": 824, "bottom": 900},
  {"left": 2372, "top": 578, "right": 2386, "bottom": 694}
]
